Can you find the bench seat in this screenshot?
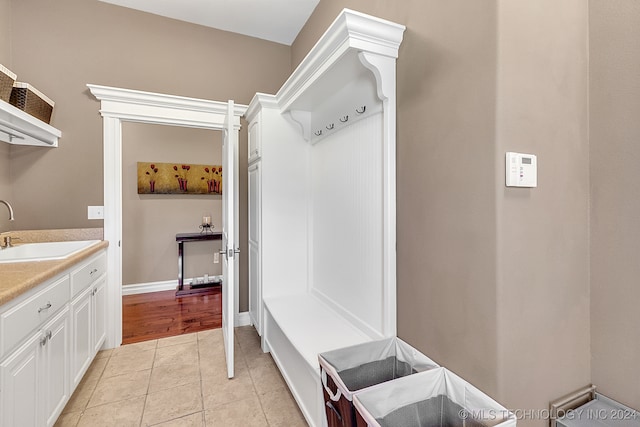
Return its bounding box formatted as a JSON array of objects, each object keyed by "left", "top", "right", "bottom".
[{"left": 263, "top": 293, "right": 373, "bottom": 427}]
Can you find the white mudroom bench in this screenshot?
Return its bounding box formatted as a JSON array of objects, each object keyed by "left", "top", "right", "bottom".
[
  {"left": 264, "top": 294, "right": 371, "bottom": 425},
  {"left": 246, "top": 9, "right": 405, "bottom": 427}
]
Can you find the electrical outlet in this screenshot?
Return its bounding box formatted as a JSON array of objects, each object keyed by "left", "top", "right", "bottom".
[
  {"left": 88, "top": 206, "right": 104, "bottom": 219},
  {"left": 214, "top": 252, "right": 220, "bottom": 263}
]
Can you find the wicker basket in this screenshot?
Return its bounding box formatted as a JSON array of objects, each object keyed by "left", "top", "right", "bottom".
[
  {"left": 9, "top": 82, "right": 54, "bottom": 123},
  {"left": 0, "top": 64, "right": 17, "bottom": 103}
]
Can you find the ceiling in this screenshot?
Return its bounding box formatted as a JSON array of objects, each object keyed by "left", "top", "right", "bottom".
[{"left": 98, "top": 0, "right": 320, "bottom": 46}]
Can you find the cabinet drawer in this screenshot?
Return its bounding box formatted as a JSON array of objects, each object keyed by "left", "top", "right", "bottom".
[
  {"left": 0, "top": 275, "right": 70, "bottom": 357},
  {"left": 71, "top": 251, "right": 106, "bottom": 297}
]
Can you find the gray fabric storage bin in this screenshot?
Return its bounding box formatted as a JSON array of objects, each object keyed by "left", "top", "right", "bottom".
[
  {"left": 353, "top": 367, "right": 516, "bottom": 427},
  {"left": 318, "top": 337, "right": 439, "bottom": 427}
]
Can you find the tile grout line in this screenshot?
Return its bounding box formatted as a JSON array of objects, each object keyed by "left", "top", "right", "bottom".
[
  {"left": 75, "top": 350, "right": 112, "bottom": 426},
  {"left": 197, "top": 331, "right": 206, "bottom": 426},
  {"left": 238, "top": 330, "right": 273, "bottom": 426},
  {"left": 139, "top": 339, "right": 158, "bottom": 427},
  {"left": 141, "top": 337, "right": 207, "bottom": 426}
]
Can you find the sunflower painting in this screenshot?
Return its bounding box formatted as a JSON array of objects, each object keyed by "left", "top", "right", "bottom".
[{"left": 137, "top": 162, "right": 222, "bottom": 194}]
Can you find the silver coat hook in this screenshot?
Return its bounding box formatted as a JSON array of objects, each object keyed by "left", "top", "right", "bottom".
[
  {"left": 355, "top": 106, "right": 366, "bottom": 114},
  {"left": 315, "top": 130, "right": 323, "bottom": 136},
  {"left": 339, "top": 115, "right": 349, "bottom": 123},
  {"left": 326, "top": 123, "right": 334, "bottom": 130}
]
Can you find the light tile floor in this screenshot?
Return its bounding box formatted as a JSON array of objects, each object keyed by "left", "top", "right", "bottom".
[{"left": 55, "top": 326, "right": 308, "bottom": 427}]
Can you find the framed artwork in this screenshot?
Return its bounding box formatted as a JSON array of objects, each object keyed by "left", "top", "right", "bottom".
[{"left": 137, "top": 162, "right": 222, "bottom": 194}]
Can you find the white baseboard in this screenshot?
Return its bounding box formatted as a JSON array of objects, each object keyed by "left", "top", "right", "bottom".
[
  {"left": 122, "top": 280, "right": 176, "bottom": 295},
  {"left": 123, "top": 276, "right": 224, "bottom": 296},
  {"left": 236, "top": 311, "right": 251, "bottom": 327}
]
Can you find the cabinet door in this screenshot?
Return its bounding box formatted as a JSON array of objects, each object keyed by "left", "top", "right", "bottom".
[
  {"left": 92, "top": 276, "right": 107, "bottom": 353},
  {"left": 41, "top": 306, "right": 70, "bottom": 427},
  {"left": 248, "top": 119, "right": 261, "bottom": 163},
  {"left": 0, "top": 332, "right": 41, "bottom": 427},
  {"left": 71, "top": 287, "right": 92, "bottom": 389},
  {"left": 248, "top": 161, "right": 262, "bottom": 335},
  {"left": 248, "top": 242, "right": 261, "bottom": 335},
  {"left": 248, "top": 162, "right": 261, "bottom": 246}
]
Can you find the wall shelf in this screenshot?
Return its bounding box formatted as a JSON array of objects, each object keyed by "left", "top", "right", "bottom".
[
  {"left": 276, "top": 9, "right": 405, "bottom": 144},
  {"left": 0, "top": 99, "right": 61, "bottom": 147}
]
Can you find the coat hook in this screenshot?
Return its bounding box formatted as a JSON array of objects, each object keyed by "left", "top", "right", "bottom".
[
  {"left": 339, "top": 115, "right": 349, "bottom": 123},
  {"left": 326, "top": 123, "right": 334, "bottom": 130},
  {"left": 355, "top": 106, "right": 366, "bottom": 114},
  {"left": 315, "top": 130, "right": 323, "bottom": 136}
]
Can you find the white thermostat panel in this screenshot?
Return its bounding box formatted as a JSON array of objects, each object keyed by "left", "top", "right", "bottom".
[{"left": 506, "top": 152, "right": 537, "bottom": 187}]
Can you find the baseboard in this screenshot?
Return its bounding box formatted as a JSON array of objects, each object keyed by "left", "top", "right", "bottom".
[
  {"left": 122, "top": 280, "right": 176, "bottom": 295},
  {"left": 123, "top": 276, "right": 224, "bottom": 296},
  {"left": 236, "top": 311, "right": 251, "bottom": 327}
]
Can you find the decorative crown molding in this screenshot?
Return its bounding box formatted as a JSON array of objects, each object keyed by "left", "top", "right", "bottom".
[
  {"left": 87, "top": 84, "right": 247, "bottom": 117},
  {"left": 276, "top": 8, "right": 405, "bottom": 113}
]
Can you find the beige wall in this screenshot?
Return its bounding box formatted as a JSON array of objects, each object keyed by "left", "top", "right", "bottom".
[
  {"left": 121, "top": 123, "right": 223, "bottom": 286},
  {"left": 294, "top": 1, "right": 590, "bottom": 419},
  {"left": 0, "top": 0, "right": 12, "bottom": 231},
  {"left": 8, "top": 0, "right": 289, "bottom": 228},
  {"left": 495, "top": 0, "right": 590, "bottom": 420},
  {"left": 0, "top": 0, "right": 9, "bottom": 69},
  {"left": 590, "top": 0, "right": 640, "bottom": 410}
]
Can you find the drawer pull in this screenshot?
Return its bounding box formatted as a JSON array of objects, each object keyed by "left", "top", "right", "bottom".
[
  {"left": 39, "top": 331, "right": 52, "bottom": 346},
  {"left": 89, "top": 268, "right": 98, "bottom": 276},
  {"left": 38, "top": 302, "right": 52, "bottom": 313}
]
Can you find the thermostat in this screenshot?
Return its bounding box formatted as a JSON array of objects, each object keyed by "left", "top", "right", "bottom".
[{"left": 506, "top": 152, "right": 537, "bottom": 187}]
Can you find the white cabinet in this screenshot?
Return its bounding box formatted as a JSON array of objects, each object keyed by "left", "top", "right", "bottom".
[
  {"left": 248, "top": 161, "right": 261, "bottom": 334},
  {"left": 248, "top": 118, "right": 261, "bottom": 163},
  {"left": 92, "top": 276, "right": 106, "bottom": 354},
  {"left": 70, "top": 252, "right": 107, "bottom": 388},
  {"left": 1, "top": 305, "right": 69, "bottom": 427},
  {"left": 1, "top": 330, "right": 40, "bottom": 426},
  {"left": 41, "top": 307, "right": 70, "bottom": 427},
  {"left": 245, "top": 95, "right": 309, "bottom": 342},
  {"left": 70, "top": 286, "right": 92, "bottom": 388},
  {"left": 0, "top": 248, "right": 107, "bottom": 426}
]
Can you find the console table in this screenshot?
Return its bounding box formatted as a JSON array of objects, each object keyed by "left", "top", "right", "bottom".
[{"left": 176, "top": 232, "right": 222, "bottom": 297}]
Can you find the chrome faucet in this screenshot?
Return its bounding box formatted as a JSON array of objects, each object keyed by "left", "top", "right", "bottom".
[
  {"left": 0, "top": 200, "right": 15, "bottom": 222},
  {"left": 0, "top": 200, "right": 15, "bottom": 249}
]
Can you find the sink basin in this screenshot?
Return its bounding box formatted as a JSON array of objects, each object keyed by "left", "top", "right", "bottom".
[{"left": 0, "top": 240, "right": 102, "bottom": 264}]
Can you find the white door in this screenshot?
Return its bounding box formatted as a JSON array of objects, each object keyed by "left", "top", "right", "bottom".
[
  {"left": 42, "top": 307, "right": 70, "bottom": 427},
  {"left": 248, "top": 161, "right": 261, "bottom": 334},
  {"left": 222, "top": 100, "right": 239, "bottom": 379},
  {"left": 1, "top": 333, "right": 40, "bottom": 426},
  {"left": 93, "top": 276, "right": 107, "bottom": 353},
  {"left": 71, "top": 288, "right": 93, "bottom": 388}
]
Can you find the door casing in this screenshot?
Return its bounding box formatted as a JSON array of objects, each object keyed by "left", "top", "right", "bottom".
[{"left": 88, "top": 84, "right": 246, "bottom": 348}]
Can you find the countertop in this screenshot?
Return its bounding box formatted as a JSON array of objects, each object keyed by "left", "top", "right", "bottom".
[{"left": 0, "top": 228, "right": 108, "bottom": 307}]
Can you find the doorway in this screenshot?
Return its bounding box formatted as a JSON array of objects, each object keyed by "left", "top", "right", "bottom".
[
  {"left": 120, "top": 122, "right": 223, "bottom": 344},
  {"left": 88, "top": 84, "right": 245, "bottom": 365}
]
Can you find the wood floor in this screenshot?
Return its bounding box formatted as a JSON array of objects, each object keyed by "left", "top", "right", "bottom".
[{"left": 122, "top": 287, "right": 222, "bottom": 345}]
